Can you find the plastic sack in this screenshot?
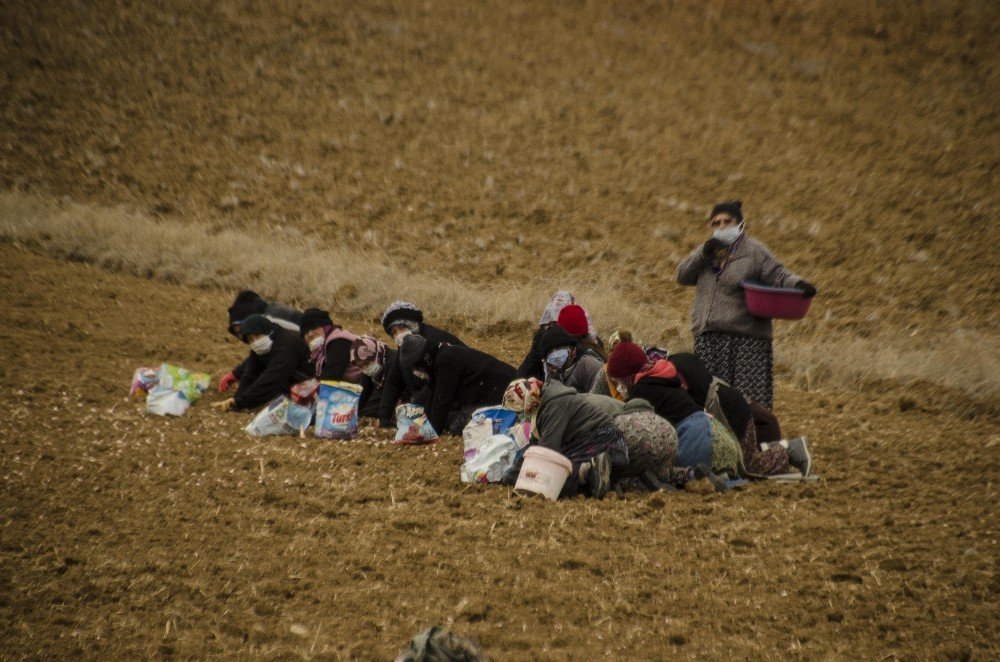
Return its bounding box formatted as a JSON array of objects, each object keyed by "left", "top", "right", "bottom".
[
  {"left": 158, "top": 363, "right": 211, "bottom": 403},
  {"left": 467, "top": 406, "right": 519, "bottom": 436},
  {"left": 461, "top": 434, "right": 520, "bottom": 484},
  {"left": 290, "top": 378, "right": 320, "bottom": 406},
  {"left": 394, "top": 403, "right": 438, "bottom": 445},
  {"left": 130, "top": 367, "right": 159, "bottom": 398},
  {"left": 146, "top": 386, "right": 189, "bottom": 416},
  {"left": 245, "top": 395, "right": 313, "bottom": 437},
  {"left": 314, "top": 381, "right": 363, "bottom": 439},
  {"left": 509, "top": 419, "right": 533, "bottom": 450}
]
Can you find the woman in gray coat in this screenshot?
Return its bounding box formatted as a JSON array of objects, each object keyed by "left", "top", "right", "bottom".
[
  {"left": 676, "top": 200, "right": 816, "bottom": 409},
  {"left": 502, "top": 379, "right": 628, "bottom": 499}
]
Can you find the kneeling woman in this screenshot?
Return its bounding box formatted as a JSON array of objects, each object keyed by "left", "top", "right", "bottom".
[
  {"left": 349, "top": 335, "right": 394, "bottom": 419},
  {"left": 503, "top": 379, "right": 629, "bottom": 499},
  {"left": 668, "top": 352, "right": 810, "bottom": 476},
  {"left": 212, "top": 314, "right": 314, "bottom": 412},
  {"left": 606, "top": 338, "right": 743, "bottom": 478},
  {"left": 398, "top": 334, "right": 515, "bottom": 435},
  {"left": 299, "top": 308, "right": 361, "bottom": 382}
]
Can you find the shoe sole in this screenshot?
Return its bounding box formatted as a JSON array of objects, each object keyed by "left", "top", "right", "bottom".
[
  {"left": 797, "top": 436, "right": 812, "bottom": 477},
  {"left": 590, "top": 455, "right": 611, "bottom": 499}
]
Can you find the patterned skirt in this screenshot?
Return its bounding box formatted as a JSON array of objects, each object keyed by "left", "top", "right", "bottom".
[
  {"left": 695, "top": 331, "right": 774, "bottom": 409},
  {"left": 612, "top": 411, "right": 678, "bottom": 479},
  {"left": 739, "top": 409, "right": 789, "bottom": 476}
]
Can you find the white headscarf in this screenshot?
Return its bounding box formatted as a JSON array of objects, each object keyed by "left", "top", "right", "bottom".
[{"left": 539, "top": 290, "right": 575, "bottom": 326}]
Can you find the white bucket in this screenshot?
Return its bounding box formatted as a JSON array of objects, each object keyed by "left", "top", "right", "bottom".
[{"left": 514, "top": 446, "right": 573, "bottom": 501}]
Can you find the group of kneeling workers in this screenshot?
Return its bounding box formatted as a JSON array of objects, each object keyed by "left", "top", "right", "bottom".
[{"left": 211, "top": 200, "right": 817, "bottom": 499}]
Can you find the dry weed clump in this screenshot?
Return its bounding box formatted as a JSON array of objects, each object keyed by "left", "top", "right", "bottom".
[{"left": 2, "top": 191, "right": 997, "bottom": 400}]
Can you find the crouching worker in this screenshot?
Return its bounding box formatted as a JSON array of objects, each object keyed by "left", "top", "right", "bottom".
[
  {"left": 502, "top": 378, "right": 629, "bottom": 499},
  {"left": 606, "top": 338, "right": 743, "bottom": 483},
  {"left": 379, "top": 301, "right": 465, "bottom": 428},
  {"left": 350, "top": 335, "right": 394, "bottom": 419},
  {"left": 668, "top": 352, "right": 810, "bottom": 476},
  {"left": 397, "top": 334, "right": 514, "bottom": 435},
  {"left": 219, "top": 290, "right": 303, "bottom": 393},
  {"left": 212, "top": 315, "right": 313, "bottom": 412},
  {"left": 299, "top": 308, "right": 362, "bottom": 382},
  {"left": 539, "top": 325, "right": 605, "bottom": 392}
]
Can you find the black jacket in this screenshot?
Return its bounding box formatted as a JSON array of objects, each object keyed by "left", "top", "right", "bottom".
[
  {"left": 316, "top": 338, "right": 353, "bottom": 382},
  {"left": 231, "top": 301, "right": 304, "bottom": 379},
  {"left": 630, "top": 376, "right": 702, "bottom": 427},
  {"left": 425, "top": 343, "right": 516, "bottom": 434},
  {"left": 516, "top": 327, "right": 547, "bottom": 380},
  {"left": 379, "top": 324, "right": 465, "bottom": 426},
  {"left": 233, "top": 329, "right": 313, "bottom": 411},
  {"left": 669, "top": 352, "right": 752, "bottom": 437}
]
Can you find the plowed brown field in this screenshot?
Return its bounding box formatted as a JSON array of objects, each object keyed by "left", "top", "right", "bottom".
[{"left": 1, "top": 0, "right": 998, "bottom": 658}]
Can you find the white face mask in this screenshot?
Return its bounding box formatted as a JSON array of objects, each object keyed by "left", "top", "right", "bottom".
[
  {"left": 250, "top": 336, "right": 273, "bottom": 355},
  {"left": 362, "top": 362, "right": 381, "bottom": 378},
  {"left": 393, "top": 329, "right": 412, "bottom": 346},
  {"left": 713, "top": 222, "right": 744, "bottom": 245},
  {"left": 308, "top": 336, "right": 324, "bottom": 352},
  {"left": 546, "top": 348, "right": 571, "bottom": 371}
]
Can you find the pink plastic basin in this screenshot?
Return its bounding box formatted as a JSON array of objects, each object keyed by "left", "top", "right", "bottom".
[{"left": 741, "top": 281, "right": 813, "bottom": 320}]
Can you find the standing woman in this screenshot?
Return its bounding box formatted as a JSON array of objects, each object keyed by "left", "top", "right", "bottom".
[{"left": 676, "top": 200, "right": 816, "bottom": 409}]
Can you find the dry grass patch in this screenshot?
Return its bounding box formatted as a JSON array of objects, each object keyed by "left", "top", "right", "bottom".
[{"left": 2, "top": 191, "right": 998, "bottom": 404}]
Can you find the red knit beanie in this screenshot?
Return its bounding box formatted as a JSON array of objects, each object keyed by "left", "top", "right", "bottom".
[
  {"left": 606, "top": 338, "right": 649, "bottom": 379},
  {"left": 557, "top": 304, "right": 589, "bottom": 337}
]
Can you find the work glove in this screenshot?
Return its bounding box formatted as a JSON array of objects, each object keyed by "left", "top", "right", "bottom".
[
  {"left": 702, "top": 237, "right": 726, "bottom": 257},
  {"left": 218, "top": 371, "right": 238, "bottom": 392},
  {"left": 210, "top": 398, "right": 235, "bottom": 411},
  {"left": 794, "top": 280, "right": 818, "bottom": 298}
]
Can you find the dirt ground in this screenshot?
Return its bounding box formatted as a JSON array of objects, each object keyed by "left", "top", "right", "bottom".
[
  {"left": 1, "top": 246, "right": 997, "bottom": 659},
  {"left": 1, "top": 0, "right": 999, "bottom": 658},
  {"left": 1, "top": 1, "right": 998, "bottom": 337}
]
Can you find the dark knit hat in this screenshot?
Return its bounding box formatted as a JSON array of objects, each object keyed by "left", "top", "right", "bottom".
[
  {"left": 709, "top": 200, "right": 743, "bottom": 222},
  {"left": 606, "top": 339, "right": 649, "bottom": 379},
  {"left": 381, "top": 301, "right": 424, "bottom": 335},
  {"left": 299, "top": 308, "right": 333, "bottom": 335},
  {"left": 238, "top": 314, "right": 276, "bottom": 340},
  {"left": 557, "top": 304, "right": 589, "bottom": 337},
  {"left": 398, "top": 334, "right": 429, "bottom": 372},
  {"left": 539, "top": 325, "right": 577, "bottom": 358},
  {"left": 227, "top": 290, "right": 267, "bottom": 325}
]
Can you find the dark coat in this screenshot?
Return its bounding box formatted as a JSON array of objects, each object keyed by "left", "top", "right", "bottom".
[
  {"left": 378, "top": 323, "right": 465, "bottom": 426},
  {"left": 233, "top": 329, "right": 313, "bottom": 411},
  {"left": 425, "top": 343, "right": 515, "bottom": 434},
  {"left": 516, "top": 326, "right": 547, "bottom": 380},
  {"left": 669, "top": 352, "right": 752, "bottom": 437},
  {"left": 630, "top": 375, "right": 702, "bottom": 427},
  {"left": 316, "top": 338, "right": 353, "bottom": 382},
  {"left": 230, "top": 300, "right": 304, "bottom": 379}
]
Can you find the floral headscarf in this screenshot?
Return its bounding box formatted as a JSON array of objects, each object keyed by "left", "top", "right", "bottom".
[
  {"left": 503, "top": 378, "right": 544, "bottom": 414},
  {"left": 351, "top": 335, "right": 388, "bottom": 368}
]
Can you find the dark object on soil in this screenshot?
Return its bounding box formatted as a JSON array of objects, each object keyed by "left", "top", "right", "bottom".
[{"left": 395, "top": 626, "right": 487, "bottom": 662}]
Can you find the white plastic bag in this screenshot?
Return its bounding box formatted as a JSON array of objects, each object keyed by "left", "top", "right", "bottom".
[
  {"left": 461, "top": 434, "right": 520, "bottom": 484},
  {"left": 158, "top": 363, "right": 211, "bottom": 403},
  {"left": 146, "top": 386, "right": 189, "bottom": 416},
  {"left": 244, "top": 395, "right": 313, "bottom": 436},
  {"left": 314, "top": 381, "right": 363, "bottom": 439},
  {"left": 462, "top": 416, "right": 493, "bottom": 452}
]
